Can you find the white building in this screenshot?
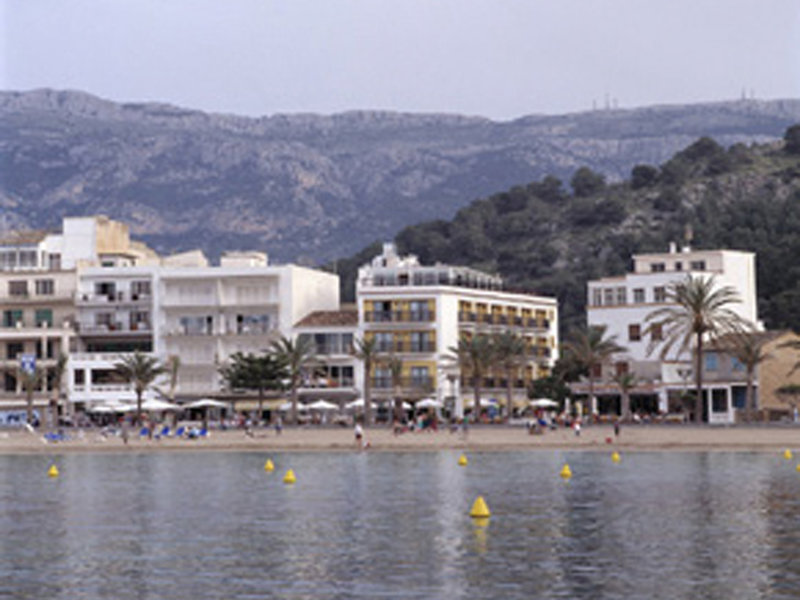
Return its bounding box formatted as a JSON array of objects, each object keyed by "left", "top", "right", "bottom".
[{"left": 586, "top": 243, "right": 759, "bottom": 419}]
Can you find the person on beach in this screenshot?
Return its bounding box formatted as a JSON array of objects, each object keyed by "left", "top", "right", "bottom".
[
  {"left": 573, "top": 421, "right": 581, "bottom": 437},
  {"left": 274, "top": 416, "right": 282, "bottom": 435},
  {"left": 614, "top": 419, "right": 620, "bottom": 438},
  {"left": 354, "top": 422, "right": 363, "bottom": 446}
]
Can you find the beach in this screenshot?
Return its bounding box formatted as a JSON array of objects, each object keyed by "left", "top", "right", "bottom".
[{"left": 2, "top": 424, "right": 800, "bottom": 454}]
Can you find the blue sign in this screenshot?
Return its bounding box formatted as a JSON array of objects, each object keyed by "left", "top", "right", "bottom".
[{"left": 20, "top": 354, "right": 36, "bottom": 374}]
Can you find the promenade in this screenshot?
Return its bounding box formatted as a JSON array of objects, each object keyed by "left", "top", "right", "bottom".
[{"left": 2, "top": 424, "right": 800, "bottom": 454}]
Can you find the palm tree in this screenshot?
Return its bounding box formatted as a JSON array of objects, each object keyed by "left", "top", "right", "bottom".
[
  {"left": 114, "top": 351, "right": 165, "bottom": 426},
  {"left": 492, "top": 331, "right": 528, "bottom": 422},
  {"left": 385, "top": 353, "right": 404, "bottom": 423},
  {"left": 449, "top": 334, "right": 494, "bottom": 423},
  {"left": 780, "top": 338, "right": 800, "bottom": 375},
  {"left": 270, "top": 335, "right": 316, "bottom": 426},
  {"left": 561, "top": 325, "right": 626, "bottom": 417},
  {"left": 646, "top": 275, "right": 750, "bottom": 424},
  {"left": 219, "top": 352, "right": 282, "bottom": 424},
  {"left": 352, "top": 336, "right": 379, "bottom": 427},
  {"left": 726, "top": 333, "right": 772, "bottom": 422},
  {"left": 613, "top": 371, "right": 637, "bottom": 422},
  {"left": 19, "top": 367, "right": 43, "bottom": 427},
  {"left": 49, "top": 353, "right": 68, "bottom": 428}
]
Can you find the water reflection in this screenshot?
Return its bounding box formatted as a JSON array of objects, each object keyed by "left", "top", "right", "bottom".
[{"left": 1, "top": 451, "right": 798, "bottom": 599}]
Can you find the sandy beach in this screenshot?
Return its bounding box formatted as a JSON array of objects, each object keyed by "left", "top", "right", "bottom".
[{"left": 2, "top": 424, "right": 800, "bottom": 454}]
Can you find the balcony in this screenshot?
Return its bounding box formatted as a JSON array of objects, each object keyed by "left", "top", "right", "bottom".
[
  {"left": 76, "top": 292, "right": 151, "bottom": 306},
  {"left": 373, "top": 341, "right": 436, "bottom": 354},
  {"left": 77, "top": 322, "right": 152, "bottom": 336},
  {"left": 364, "top": 311, "right": 434, "bottom": 323},
  {"left": 312, "top": 343, "right": 354, "bottom": 356},
  {"left": 371, "top": 376, "right": 434, "bottom": 392},
  {"left": 300, "top": 376, "right": 355, "bottom": 389}
]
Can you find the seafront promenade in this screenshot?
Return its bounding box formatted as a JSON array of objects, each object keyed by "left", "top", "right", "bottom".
[{"left": 3, "top": 424, "right": 800, "bottom": 454}]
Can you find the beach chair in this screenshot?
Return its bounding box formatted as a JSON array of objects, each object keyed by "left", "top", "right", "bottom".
[
  {"left": 175, "top": 426, "right": 186, "bottom": 437},
  {"left": 139, "top": 427, "right": 149, "bottom": 437},
  {"left": 159, "top": 425, "right": 170, "bottom": 437},
  {"left": 198, "top": 428, "right": 208, "bottom": 438}
]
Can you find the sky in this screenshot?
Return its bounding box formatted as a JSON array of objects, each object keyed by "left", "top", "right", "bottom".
[{"left": 1, "top": 0, "right": 799, "bottom": 121}]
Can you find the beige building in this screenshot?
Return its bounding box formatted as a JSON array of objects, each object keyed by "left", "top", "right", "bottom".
[
  {"left": 356, "top": 244, "right": 558, "bottom": 418},
  {"left": 702, "top": 331, "right": 800, "bottom": 422}
]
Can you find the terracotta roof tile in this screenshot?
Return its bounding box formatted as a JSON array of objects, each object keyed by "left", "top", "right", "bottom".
[
  {"left": 294, "top": 309, "right": 358, "bottom": 328},
  {"left": 0, "top": 230, "right": 48, "bottom": 246}
]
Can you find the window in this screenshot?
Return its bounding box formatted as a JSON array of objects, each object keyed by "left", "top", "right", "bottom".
[
  {"left": 731, "top": 356, "right": 745, "bottom": 372},
  {"left": 409, "top": 300, "right": 431, "bottom": 321},
  {"left": 410, "top": 366, "right": 430, "bottom": 386},
  {"left": 35, "top": 279, "right": 54, "bottom": 295},
  {"left": 650, "top": 323, "right": 663, "bottom": 341},
  {"left": 712, "top": 389, "right": 727, "bottom": 412},
  {"left": 633, "top": 288, "right": 645, "bottom": 303},
  {"left": 4, "top": 373, "right": 17, "bottom": 392},
  {"left": 410, "top": 332, "right": 432, "bottom": 352},
  {"left": 616, "top": 287, "right": 627, "bottom": 305},
  {"left": 690, "top": 260, "right": 707, "bottom": 271},
  {"left": 236, "top": 314, "right": 270, "bottom": 334},
  {"left": 592, "top": 289, "right": 602, "bottom": 307},
  {"left": 373, "top": 332, "right": 393, "bottom": 352},
  {"left": 95, "top": 282, "right": 117, "bottom": 299},
  {"left": 628, "top": 324, "right": 641, "bottom": 342},
  {"left": 603, "top": 288, "right": 614, "bottom": 306},
  {"left": 8, "top": 281, "right": 28, "bottom": 296},
  {"left": 19, "top": 250, "right": 37, "bottom": 268},
  {"left": 3, "top": 309, "right": 22, "bottom": 328},
  {"left": 615, "top": 362, "right": 629, "bottom": 376},
  {"left": 131, "top": 280, "right": 151, "bottom": 297},
  {"left": 48, "top": 254, "right": 61, "bottom": 270},
  {"left": 654, "top": 286, "right": 667, "bottom": 303},
  {"left": 591, "top": 364, "right": 603, "bottom": 378},
  {"left": 179, "top": 315, "right": 213, "bottom": 335},
  {"left": 651, "top": 263, "right": 665, "bottom": 273},
  {"left": 0, "top": 251, "right": 17, "bottom": 270},
  {"left": 705, "top": 353, "right": 718, "bottom": 371},
  {"left": 6, "top": 342, "right": 24, "bottom": 360},
  {"left": 34, "top": 309, "right": 53, "bottom": 327},
  {"left": 675, "top": 261, "right": 683, "bottom": 272}
]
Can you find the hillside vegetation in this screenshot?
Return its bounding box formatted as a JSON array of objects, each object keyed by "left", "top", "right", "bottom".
[{"left": 339, "top": 127, "right": 800, "bottom": 333}]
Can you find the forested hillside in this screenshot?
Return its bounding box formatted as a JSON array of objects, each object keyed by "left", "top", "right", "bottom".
[{"left": 338, "top": 127, "right": 800, "bottom": 333}]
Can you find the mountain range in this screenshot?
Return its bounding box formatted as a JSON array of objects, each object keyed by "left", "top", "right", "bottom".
[{"left": 2, "top": 89, "right": 800, "bottom": 263}]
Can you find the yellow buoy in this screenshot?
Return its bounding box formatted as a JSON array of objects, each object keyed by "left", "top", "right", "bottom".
[
  {"left": 264, "top": 459, "right": 275, "bottom": 472},
  {"left": 48, "top": 464, "right": 59, "bottom": 478},
  {"left": 458, "top": 454, "right": 468, "bottom": 467},
  {"left": 795, "top": 463, "right": 800, "bottom": 472},
  {"left": 560, "top": 463, "right": 572, "bottom": 479},
  {"left": 784, "top": 449, "right": 793, "bottom": 460},
  {"left": 611, "top": 451, "right": 621, "bottom": 463},
  {"left": 283, "top": 469, "right": 296, "bottom": 484},
  {"left": 469, "top": 495, "right": 491, "bottom": 518}
]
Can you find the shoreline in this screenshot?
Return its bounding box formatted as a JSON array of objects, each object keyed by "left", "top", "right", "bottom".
[{"left": 2, "top": 424, "right": 800, "bottom": 455}]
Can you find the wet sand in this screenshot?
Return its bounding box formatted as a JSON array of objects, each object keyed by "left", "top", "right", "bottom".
[{"left": 2, "top": 424, "right": 800, "bottom": 454}]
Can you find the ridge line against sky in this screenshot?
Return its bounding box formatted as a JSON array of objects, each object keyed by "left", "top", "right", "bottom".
[{"left": 1, "top": 0, "right": 799, "bottom": 121}]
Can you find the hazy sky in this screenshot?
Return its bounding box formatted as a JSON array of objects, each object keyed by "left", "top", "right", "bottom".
[{"left": 2, "top": 0, "right": 798, "bottom": 120}]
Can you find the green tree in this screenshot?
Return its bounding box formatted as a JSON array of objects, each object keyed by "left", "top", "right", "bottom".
[
  {"left": 384, "top": 353, "right": 404, "bottom": 423},
  {"left": 352, "top": 336, "right": 380, "bottom": 427},
  {"left": 449, "top": 334, "right": 494, "bottom": 422},
  {"left": 784, "top": 124, "right": 800, "bottom": 155},
  {"left": 219, "top": 352, "right": 283, "bottom": 423},
  {"left": 631, "top": 164, "right": 659, "bottom": 189},
  {"left": 646, "top": 276, "right": 751, "bottom": 423},
  {"left": 114, "top": 351, "right": 165, "bottom": 426},
  {"left": 570, "top": 166, "right": 606, "bottom": 197},
  {"left": 492, "top": 331, "right": 528, "bottom": 422},
  {"left": 561, "top": 325, "right": 626, "bottom": 416},
  {"left": 270, "top": 335, "right": 316, "bottom": 426},
  {"left": 725, "top": 333, "right": 772, "bottom": 422}
]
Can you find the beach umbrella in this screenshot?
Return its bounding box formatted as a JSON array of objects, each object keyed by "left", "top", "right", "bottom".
[
  {"left": 308, "top": 400, "right": 338, "bottom": 411},
  {"left": 139, "top": 398, "right": 182, "bottom": 412},
  {"left": 529, "top": 398, "right": 558, "bottom": 409},
  {"left": 183, "top": 398, "right": 228, "bottom": 409},
  {"left": 279, "top": 402, "right": 310, "bottom": 412},
  {"left": 417, "top": 398, "right": 443, "bottom": 409},
  {"left": 345, "top": 398, "right": 377, "bottom": 411}
]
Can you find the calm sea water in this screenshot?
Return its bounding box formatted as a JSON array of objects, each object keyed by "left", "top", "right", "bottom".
[{"left": 1, "top": 450, "right": 800, "bottom": 599}]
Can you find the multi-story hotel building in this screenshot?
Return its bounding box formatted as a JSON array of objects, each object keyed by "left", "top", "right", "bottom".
[
  {"left": 586, "top": 243, "right": 759, "bottom": 420},
  {"left": 356, "top": 244, "right": 558, "bottom": 418}
]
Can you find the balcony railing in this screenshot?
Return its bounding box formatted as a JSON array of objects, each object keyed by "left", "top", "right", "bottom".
[
  {"left": 371, "top": 376, "right": 434, "bottom": 392},
  {"left": 312, "top": 343, "right": 355, "bottom": 355},
  {"left": 76, "top": 323, "right": 152, "bottom": 335},
  {"left": 373, "top": 341, "right": 436, "bottom": 353},
  {"left": 76, "top": 292, "right": 151, "bottom": 305},
  {"left": 364, "top": 311, "right": 434, "bottom": 323},
  {"left": 458, "top": 313, "right": 550, "bottom": 329},
  {"left": 300, "top": 377, "right": 355, "bottom": 389}
]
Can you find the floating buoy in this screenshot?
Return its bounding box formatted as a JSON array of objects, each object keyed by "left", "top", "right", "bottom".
[
  {"left": 795, "top": 463, "right": 800, "bottom": 472},
  {"left": 458, "top": 454, "right": 468, "bottom": 467},
  {"left": 264, "top": 459, "right": 275, "bottom": 472},
  {"left": 611, "top": 451, "right": 621, "bottom": 463},
  {"left": 469, "top": 496, "right": 491, "bottom": 518},
  {"left": 48, "top": 464, "right": 59, "bottom": 478},
  {"left": 283, "top": 469, "right": 296, "bottom": 484},
  {"left": 560, "top": 463, "right": 572, "bottom": 479},
  {"left": 784, "top": 449, "right": 793, "bottom": 460}
]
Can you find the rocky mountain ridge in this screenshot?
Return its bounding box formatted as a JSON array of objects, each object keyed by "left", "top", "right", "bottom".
[{"left": 2, "top": 88, "right": 800, "bottom": 263}]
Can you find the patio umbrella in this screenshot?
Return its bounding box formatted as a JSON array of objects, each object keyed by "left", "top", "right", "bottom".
[
  {"left": 139, "top": 398, "right": 183, "bottom": 412},
  {"left": 529, "top": 398, "right": 559, "bottom": 409},
  {"left": 345, "top": 398, "right": 377, "bottom": 410},
  {"left": 417, "top": 398, "right": 443, "bottom": 409},
  {"left": 307, "top": 400, "right": 338, "bottom": 411},
  {"left": 183, "top": 398, "right": 228, "bottom": 430}
]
